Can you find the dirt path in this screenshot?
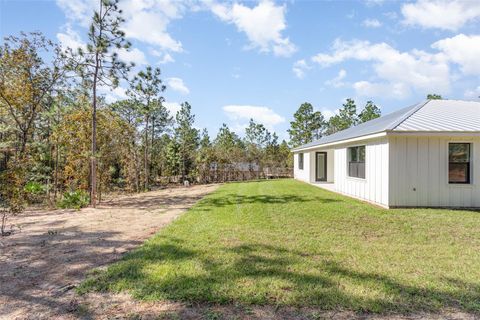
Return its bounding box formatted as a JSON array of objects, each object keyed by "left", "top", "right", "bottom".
[{"left": 0, "top": 184, "right": 218, "bottom": 320}]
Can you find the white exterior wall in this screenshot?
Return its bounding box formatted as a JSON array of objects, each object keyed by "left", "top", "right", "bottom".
[
  {"left": 389, "top": 135, "right": 480, "bottom": 207},
  {"left": 326, "top": 149, "right": 335, "bottom": 183},
  {"left": 293, "top": 151, "right": 311, "bottom": 182},
  {"left": 333, "top": 138, "right": 390, "bottom": 207},
  {"left": 294, "top": 149, "right": 335, "bottom": 183},
  {"left": 293, "top": 139, "right": 389, "bottom": 206}
]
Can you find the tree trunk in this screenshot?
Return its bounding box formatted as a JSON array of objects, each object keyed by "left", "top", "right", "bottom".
[
  {"left": 181, "top": 142, "right": 186, "bottom": 182},
  {"left": 54, "top": 109, "right": 60, "bottom": 200},
  {"left": 150, "top": 116, "right": 155, "bottom": 182},
  {"left": 91, "top": 53, "right": 99, "bottom": 208},
  {"left": 133, "top": 141, "right": 139, "bottom": 192},
  {"left": 98, "top": 172, "right": 102, "bottom": 202},
  {"left": 54, "top": 143, "right": 59, "bottom": 200},
  {"left": 144, "top": 115, "right": 149, "bottom": 191},
  {"left": 1, "top": 210, "right": 7, "bottom": 236},
  {"left": 19, "top": 129, "right": 28, "bottom": 156}
]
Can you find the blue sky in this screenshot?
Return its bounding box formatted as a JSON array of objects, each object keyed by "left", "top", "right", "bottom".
[{"left": 1, "top": 0, "right": 480, "bottom": 140}]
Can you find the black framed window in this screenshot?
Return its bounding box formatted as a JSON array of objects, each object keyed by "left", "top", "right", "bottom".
[
  {"left": 348, "top": 146, "right": 365, "bottom": 179},
  {"left": 298, "top": 153, "right": 304, "bottom": 170},
  {"left": 449, "top": 143, "right": 471, "bottom": 184}
]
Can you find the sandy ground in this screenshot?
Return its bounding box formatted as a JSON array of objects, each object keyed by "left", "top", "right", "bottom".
[{"left": 0, "top": 184, "right": 218, "bottom": 320}]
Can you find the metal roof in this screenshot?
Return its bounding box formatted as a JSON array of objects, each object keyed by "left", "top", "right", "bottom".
[
  {"left": 394, "top": 99, "right": 480, "bottom": 131},
  {"left": 293, "top": 99, "right": 480, "bottom": 151}
]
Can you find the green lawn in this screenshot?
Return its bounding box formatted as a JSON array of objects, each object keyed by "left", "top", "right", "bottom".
[{"left": 81, "top": 179, "right": 480, "bottom": 313}]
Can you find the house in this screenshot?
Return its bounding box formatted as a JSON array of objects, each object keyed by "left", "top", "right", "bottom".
[{"left": 292, "top": 99, "right": 480, "bottom": 208}]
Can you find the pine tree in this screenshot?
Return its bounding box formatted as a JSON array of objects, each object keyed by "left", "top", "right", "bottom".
[
  {"left": 165, "top": 139, "right": 181, "bottom": 176},
  {"left": 196, "top": 129, "right": 215, "bottom": 183},
  {"left": 213, "top": 124, "right": 243, "bottom": 168},
  {"left": 66, "top": 0, "right": 132, "bottom": 207},
  {"left": 127, "top": 66, "right": 166, "bottom": 191},
  {"left": 288, "top": 103, "right": 325, "bottom": 147},
  {"left": 326, "top": 98, "right": 358, "bottom": 135},
  {"left": 174, "top": 102, "right": 199, "bottom": 182},
  {"left": 358, "top": 101, "right": 381, "bottom": 123},
  {"left": 245, "top": 119, "right": 272, "bottom": 171},
  {"left": 427, "top": 94, "right": 442, "bottom": 100}
]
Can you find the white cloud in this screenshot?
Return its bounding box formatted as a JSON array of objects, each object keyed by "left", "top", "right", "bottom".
[
  {"left": 432, "top": 34, "right": 480, "bottom": 75},
  {"left": 311, "top": 38, "right": 450, "bottom": 99},
  {"left": 120, "top": 0, "right": 185, "bottom": 53},
  {"left": 161, "top": 54, "right": 175, "bottom": 64},
  {"left": 210, "top": 0, "right": 297, "bottom": 57},
  {"left": 325, "top": 69, "right": 347, "bottom": 88},
  {"left": 362, "top": 19, "right": 382, "bottom": 28},
  {"left": 100, "top": 86, "right": 128, "bottom": 104},
  {"left": 292, "top": 59, "right": 311, "bottom": 79},
  {"left": 223, "top": 105, "right": 285, "bottom": 131},
  {"left": 319, "top": 108, "right": 339, "bottom": 120},
  {"left": 116, "top": 47, "right": 147, "bottom": 66},
  {"left": 55, "top": 0, "right": 185, "bottom": 56},
  {"left": 56, "top": 0, "right": 94, "bottom": 27},
  {"left": 163, "top": 102, "right": 182, "bottom": 115},
  {"left": 464, "top": 86, "right": 480, "bottom": 100},
  {"left": 160, "top": 53, "right": 175, "bottom": 64},
  {"left": 384, "top": 11, "right": 398, "bottom": 20},
  {"left": 167, "top": 78, "right": 190, "bottom": 95},
  {"left": 149, "top": 49, "right": 175, "bottom": 64},
  {"left": 57, "top": 0, "right": 297, "bottom": 60},
  {"left": 353, "top": 81, "right": 410, "bottom": 99},
  {"left": 56, "top": 24, "right": 85, "bottom": 51},
  {"left": 401, "top": 0, "right": 480, "bottom": 31}
]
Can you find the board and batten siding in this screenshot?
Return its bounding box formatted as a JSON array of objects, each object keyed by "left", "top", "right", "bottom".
[
  {"left": 294, "top": 150, "right": 335, "bottom": 183},
  {"left": 325, "top": 149, "right": 335, "bottom": 183},
  {"left": 389, "top": 136, "right": 480, "bottom": 207},
  {"left": 334, "top": 138, "right": 389, "bottom": 207},
  {"left": 293, "top": 152, "right": 311, "bottom": 182}
]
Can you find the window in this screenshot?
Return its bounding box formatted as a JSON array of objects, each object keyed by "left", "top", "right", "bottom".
[
  {"left": 298, "top": 153, "right": 304, "bottom": 170},
  {"left": 449, "top": 143, "right": 471, "bottom": 184},
  {"left": 348, "top": 146, "right": 365, "bottom": 179}
]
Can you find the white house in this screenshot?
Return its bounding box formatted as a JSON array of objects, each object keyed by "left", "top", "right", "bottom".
[{"left": 292, "top": 99, "right": 480, "bottom": 208}]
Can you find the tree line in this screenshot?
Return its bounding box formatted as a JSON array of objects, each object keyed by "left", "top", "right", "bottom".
[
  {"left": 286, "top": 93, "right": 444, "bottom": 148},
  {"left": 0, "top": 1, "right": 293, "bottom": 233},
  {"left": 287, "top": 99, "right": 381, "bottom": 147}
]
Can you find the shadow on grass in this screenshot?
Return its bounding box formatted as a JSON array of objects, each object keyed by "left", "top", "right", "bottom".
[
  {"left": 194, "top": 193, "right": 342, "bottom": 212},
  {"left": 82, "top": 237, "right": 480, "bottom": 314}
]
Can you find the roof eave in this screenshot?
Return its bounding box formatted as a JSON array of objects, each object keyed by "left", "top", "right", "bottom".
[{"left": 291, "top": 131, "right": 388, "bottom": 152}]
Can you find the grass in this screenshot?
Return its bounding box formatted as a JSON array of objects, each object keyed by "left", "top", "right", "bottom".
[{"left": 81, "top": 179, "right": 480, "bottom": 314}]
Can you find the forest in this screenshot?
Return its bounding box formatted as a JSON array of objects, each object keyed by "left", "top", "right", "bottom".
[{"left": 0, "top": 0, "right": 381, "bottom": 234}]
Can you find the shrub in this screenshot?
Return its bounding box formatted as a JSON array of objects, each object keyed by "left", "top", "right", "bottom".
[
  {"left": 24, "top": 181, "right": 45, "bottom": 194},
  {"left": 24, "top": 181, "right": 45, "bottom": 203},
  {"left": 58, "top": 190, "right": 90, "bottom": 210},
  {"left": 0, "top": 167, "right": 26, "bottom": 236}
]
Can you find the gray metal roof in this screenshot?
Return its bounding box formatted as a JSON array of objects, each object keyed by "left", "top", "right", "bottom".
[
  {"left": 293, "top": 99, "right": 480, "bottom": 151},
  {"left": 395, "top": 99, "right": 480, "bottom": 131}
]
